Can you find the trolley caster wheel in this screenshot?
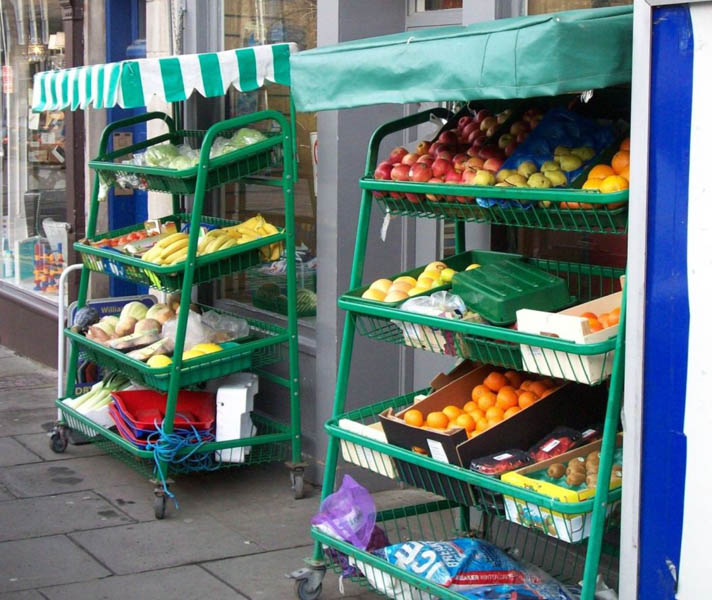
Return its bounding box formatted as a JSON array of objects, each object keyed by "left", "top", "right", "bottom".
[
  {"left": 49, "top": 430, "right": 68, "bottom": 453},
  {"left": 291, "top": 470, "right": 305, "bottom": 500},
  {"left": 153, "top": 495, "right": 167, "bottom": 519},
  {"left": 294, "top": 578, "right": 322, "bottom": 600}
]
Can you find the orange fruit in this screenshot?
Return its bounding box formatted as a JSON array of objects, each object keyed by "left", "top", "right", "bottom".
[
  {"left": 471, "top": 384, "right": 490, "bottom": 400},
  {"left": 504, "top": 370, "right": 523, "bottom": 389},
  {"left": 477, "top": 392, "right": 497, "bottom": 411},
  {"left": 454, "top": 413, "right": 476, "bottom": 433},
  {"left": 426, "top": 411, "right": 449, "bottom": 430},
  {"left": 582, "top": 178, "right": 603, "bottom": 191},
  {"left": 539, "top": 388, "right": 554, "bottom": 398},
  {"left": 539, "top": 378, "right": 555, "bottom": 389},
  {"left": 485, "top": 406, "right": 504, "bottom": 421},
  {"left": 442, "top": 405, "right": 463, "bottom": 422},
  {"left": 404, "top": 409, "right": 424, "bottom": 427},
  {"left": 618, "top": 165, "right": 630, "bottom": 181},
  {"left": 487, "top": 416, "right": 503, "bottom": 427},
  {"left": 599, "top": 313, "right": 611, "bottom": 328},
  {"left": 496, "top": 387, "right": 519, "bottom": 411},
  {"left": 463, "top": 400, "right": 479, "bottom": 414},
  {"left": 588, "top": 317, "right": 603, "bottom": 332},
  {"left": 518, "top": 391, "right": 538, "bottom": 409},
  {"left": 475, "top": 417, "right": 490, "bottom": 432},
  {"left": 520, "top": 380, "right": 534, "bottom": 392},
  {"left": 504, "top": 406, "right": 522, "bottom": 419},
  {"left": 611, "top": 151, "right": 630, "bottom": 175},
  {"left": 607, "top": 308, "right": 621, "bottom": 326},
  {"left": 515, "top": 389, "right": 525, "bottom": 397},
  {"left": 588, "top": 164, "right": 615, "bottom": 179},
  {"left": 580, "top": 311, "right": 598, "bottom": 320},
  {"left": 467, "top": 430, "right": 478, "bottom": 439},
  {"left": 600, "top": 175, "right": 629, "bottom": 194},
  {"left": 529, "top": 381, "right": 549, "bottom": 398},
  {"left": 619, "top": 138, "right": 630, "bottom": 152},
  {"left": 468, "top": 406, "right": 485, "bottom": 421},
  {"left": 483, "top": 371, "right": 507, "bottom": 392}
]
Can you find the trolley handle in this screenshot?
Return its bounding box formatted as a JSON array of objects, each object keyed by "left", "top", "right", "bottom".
[{"left": 96, "top": 111, "right": 177, "bottom": 156}]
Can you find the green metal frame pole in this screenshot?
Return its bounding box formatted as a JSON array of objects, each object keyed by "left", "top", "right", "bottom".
[
  {"left": 454, "top": 221, "right": 466, "bottom": 255},
  {"left": 580, "top": 283, "right": 627, "bottom": 600},
  {"left": 279, "top": 105, "right": 303, "bottom": 466}
]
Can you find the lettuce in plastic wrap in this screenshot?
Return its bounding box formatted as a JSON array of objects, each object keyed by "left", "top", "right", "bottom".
[
  {"left": 230, "top": 127, "right": 267, "bottom": 149},
  {"left": 144, "top": 143, "right": 179, "bottom": 166}
]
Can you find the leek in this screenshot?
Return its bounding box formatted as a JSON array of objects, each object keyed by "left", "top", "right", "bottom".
[{"left": 64, "top": 372, "right": 130, "bottom": 415}]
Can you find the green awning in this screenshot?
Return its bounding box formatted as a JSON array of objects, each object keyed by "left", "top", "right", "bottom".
[
  {"left": 291, "top": 6, "right": 632, "bottom": 112},
  {"left": 32, "top": 43, "right": 296, "bottom": 112}
]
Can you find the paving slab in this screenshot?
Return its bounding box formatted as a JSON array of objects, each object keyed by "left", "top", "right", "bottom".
[
  {"left": 39, "top": 565, "right": 248, "bottom": 600},
  {"left": 0, "top": 590, "right": 45, "bottom": 600},
  {"left": 1, "top": 454, "right": 149, "bottom": 498},
  {"left": 0, "top": 346, "right": 15, "bottom": 359},
  {"left": 0, "top": 535, "right": 111, "bottom": 593},
  {"left": 0, "top": 438, "right": 42, "bottom": 467},
  {"left": 0, "top": 371, "right": 56, "bottom": 391},
  {"left": 0, "top": 405, "right": 58, "bottom": 437},
  {"left": 92, "top": 483, "right": 165, "bottom": 523},
  {"left": 13, "top": 432, "right": 107, "bottom": 462},
  {"left": 0, "top": 481, "right": 16, "bottom": 501},
  {"left": 0, "top": 491, "right": 134, "bottom": 542},
  {"left": 203, "top": 545, "right": 381, "bottom": 600},
  {"left": 69, "top": 514, "right": 260, "bottom": 575},
  {"left": 0, "top": 386, "right": 58, "bottom": 410},
  {"left": 0, "top": 356, "right": 53, "bottom": 377}
]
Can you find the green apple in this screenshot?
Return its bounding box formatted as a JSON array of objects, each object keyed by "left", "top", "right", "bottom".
[
  {"left": 544, "top": 170, "right": 568, "bottom": 187},
  {"left": 440, "top": 268, "right": 456, "bottom": 283},
  {"left": 571, "top": 146, "right": 595, "bottom": 161},
  {"left": 495, "top": 168, "right": 516, "bottom": 183},
  {"left": 517, "top": 161, "right": 538, "bottom": 178},
  {"left": 505, "top": 173, "right": 529, "bottom": 187},
  {"left": 473, "top": 170, "right": 495, "bottom": 186},
  {"left": 558, "top": 155, "right": 583, "bottom": 172},
  {"left": 554, "top": 145, "right": 572, "bottom": 156},
  {"left": 527, "top": 173, "right": 553, "bottom": 188},
  {"left": 540, "top": 160, "right": 560, "bottom": 172}
]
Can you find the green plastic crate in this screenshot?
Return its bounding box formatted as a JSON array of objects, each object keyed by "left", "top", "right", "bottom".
[
  {"left": 342, "top": 249, "right": 523, "bottom": 308},
  {"left": 451, "top": 260, "right": 572, "bottom": 325},
  {"left": 76, "top": 213, "right": 283, "bottom": 292},
  {"left": 89, "top": 130, "right": 282, "bottom": 195}
]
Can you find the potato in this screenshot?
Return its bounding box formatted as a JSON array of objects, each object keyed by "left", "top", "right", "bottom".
[
  {"left": 586, "top": 474, "right": 599, "bottom": 488},
  {"left": 568, "top": 457, "right": 585, "bottom": 471},
  {"left": 586, "top": 451, "right": 600, "bottom": 462},
  {"left": 612, "top": 463, "right": 623, "bottom": 473},
  {"left": 566, "top": 471, "right": 586, "bottom": 486},
  {"left": 585, "top": 461, "right": 599, "bottom": 474},
  {"left": 115, "top": 317, "right": 137, "bottom": 337},
  {"left": 547, "top": 464, "right": 566, "bottom": 479}
]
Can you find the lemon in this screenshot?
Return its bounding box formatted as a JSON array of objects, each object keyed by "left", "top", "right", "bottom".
[
  {"left": 191, "top": 343, "right": 222, "bottom": 354},
  {"left": 465, "top": 263, "right": 481, "bottom": 271},
  {"left": 440, "top": 268, "right": 456, "bottom": 283},
  {"left": 182, "top": 349, "right": 205, "bottom": 361},
  {"left": 147, "top": 354, "right": 172, "bottom": 368}
]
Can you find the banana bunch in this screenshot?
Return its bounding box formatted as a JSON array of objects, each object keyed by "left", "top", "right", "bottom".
[
  {"left": 141, "top": 232, "right": 190, "bottom": 265},
  {"left": 198, "top": 214, "right": 283, "bottom": 261}
]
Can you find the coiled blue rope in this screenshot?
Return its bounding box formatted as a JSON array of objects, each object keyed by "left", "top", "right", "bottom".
[{"left": 145, "top": 414, "right": 220, "bottom": 508}]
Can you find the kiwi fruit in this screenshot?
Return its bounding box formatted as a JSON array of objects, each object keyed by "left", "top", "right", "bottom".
[
  {"left": 585, "top": 461, "right": 599, "bottom": 474},
  {"left": 568, "top": 457, "right": 586, "bottom": 471},
  {"left": 586, "top": 474, "right": 599, "bottom": 488},
  {"left": 566, "top": 471, "right": 586, "bottom": 486},
  {"left": 547, "top": 464, "right": 566, "bottom": 479},
  {"left": 587, "top": 451, "right": 601, "bottom": 462}
]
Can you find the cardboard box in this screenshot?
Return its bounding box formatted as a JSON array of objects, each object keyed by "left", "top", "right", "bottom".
[
  {"left": 338, "top": 420, "right": 397, "bottom": 479},
  {"left": 500, "top": 434, "right": 623, "bottom": 542},
  {"left": 517, "top": 290, "right": 622, "bottom": 384}
]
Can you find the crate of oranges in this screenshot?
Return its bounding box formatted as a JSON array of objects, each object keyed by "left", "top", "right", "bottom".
[
  {"left": 516, "top": 288, "right": 622, "bottom": 384},
  {"left": 574, "top": 137, "right": 630, "bottom": 209},
  {"left": 378, "top": 364, "right": 563, "bottom": 466}
]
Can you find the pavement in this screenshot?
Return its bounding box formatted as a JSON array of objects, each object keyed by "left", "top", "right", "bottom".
[{"left": 0, "top": 346, "right": 408, "bottom": 600}]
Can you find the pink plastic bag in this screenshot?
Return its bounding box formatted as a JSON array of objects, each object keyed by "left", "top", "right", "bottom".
[{"left": 311, "top": 475, "right": 376, "bottom": 550}]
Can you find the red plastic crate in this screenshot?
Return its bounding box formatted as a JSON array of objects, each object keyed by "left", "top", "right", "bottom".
[{"left": 111, "top": 390, "right": 216, "bottom": 432}]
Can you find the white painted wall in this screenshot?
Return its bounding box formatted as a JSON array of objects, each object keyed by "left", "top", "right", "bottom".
[{"left": 677, "top": 3, "right": 712, "bottom": 597}]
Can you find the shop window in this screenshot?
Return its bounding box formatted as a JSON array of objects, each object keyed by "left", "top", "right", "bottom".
[
  {"left": 0, "top": 0, "right": 67, "bottom": 301},
  {"left": 411, "top": 0, "right": 463, "bottom": 11},
  {"left": 222, "top": 0, "right": 317, "bottom": 316},
  {"left": 528, "top": 0, "right": 631, "bottom": 14}
]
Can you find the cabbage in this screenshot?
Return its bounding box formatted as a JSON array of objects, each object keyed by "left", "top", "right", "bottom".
[
  {"left": 210, "top": 137, "right": 239, "bottom": 159},
  {"left": 120, "top": 301, "right": 148, "bottom": 322},
  {"left": 230, "top": 127, "right": 267, "bottom": 149},
  {"left": 169, "top": 154, "right": 199, "bottom": 170},
  {"left": 144, "top": 143, "right": 179, "bottom": 166}
]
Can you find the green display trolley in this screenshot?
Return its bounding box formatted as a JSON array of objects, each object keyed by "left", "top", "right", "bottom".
[
  {"left": 290, "top": 7, "right": 631, "bottom": 600},
  {"left": 34, "top": 43, "right": 307, "bottom": 517}
]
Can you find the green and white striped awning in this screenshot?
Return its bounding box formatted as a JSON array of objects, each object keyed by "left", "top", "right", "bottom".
[{"left": 32, "top": 43, "right": 296, "bottom": 112}]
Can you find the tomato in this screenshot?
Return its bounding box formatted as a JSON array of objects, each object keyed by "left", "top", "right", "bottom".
[
  {"left": 118, "top": 235, "right": 131, "bottom": 245},
  {"left": 128, "top": 231, "right": 142, "bottom": 241}
]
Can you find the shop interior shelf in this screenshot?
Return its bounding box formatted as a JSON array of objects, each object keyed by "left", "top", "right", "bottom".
[
  {"left": 67, "top": 316, "right": 287, "bottom": 392},
  {"left": 89, "top": 128, "right": 282, "bottom": 195},
  {"left": 362, "top": 178, "right": 628, "bottom": 235},
  {"left": 76, "top": 213, "right": 284, "bottom": 292},
  {"left": 341, "top": 259, "right": 622, "bottom": 384},
  {"left": 58, "top": 401, "right": 290, "bottom": 473}
]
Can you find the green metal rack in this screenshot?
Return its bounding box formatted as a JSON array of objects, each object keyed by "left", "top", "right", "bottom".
[
  {"left": 297, "top": 107, "right": 626, "bottom": 600},
  {"left": 51, "top": 108, "right": 306, "bottom": 517}
]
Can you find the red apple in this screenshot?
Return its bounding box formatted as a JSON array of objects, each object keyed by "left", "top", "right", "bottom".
[
  {"left": 478, "top": 146, "right": 500, "bottom": 160},
  {"left": 416, "top": 154, "right": 435, "bottom": 166},
  {"left": 516, "top": 131, "right": 528, "bottom": 144},
  {"left": 445, "top": 171, "right": 462, "bottom": 184},
  {"left": 452, "top": 153, "right": 469, "bottom": 172},
  {"left": 466, "top": 145, "right": 480, "bottom": 157},
  {"left": 401, "top": 152, "right": 419, "bottom": 166},
  {"left": 480, "top": 116, "right": 497, "bottom": 132},
  {"left": 409, "top": 163, "right": 433, "bottom": 182},
  {"left": 429, "top": 141, "right": 443, "bottom": 156},
  {"left": 474, "top": 109, "right": 491, "bottom": 125},
  {"left": 486, "top": 124, "right": 498, "bottom": 137},
  {"left": 374, "top": 161, "right": 393, "bottom": 180},
  {"left": 465, "top": 156, "right": 484, "bottom": 170},
  {"left": 461, "top": 168, "right": 479, "bottom": 185},
  {"left": 431, "top": 157, "right": 453, "bottom": 178},
  {"left": 390, "top": 163, "right": 410, "bottom": 181},
  {"left": 483, "top": 157, "right": 504, "bottom": 172},
  {"left": 438, "top": 130, "right": 458, "bottom": 146},
  {"left": 458, "top": 116, "right": 474, "bottom": 130},
  {"left": 472, "top": 136, "right": 487, "bottom": 149},
  {"left": 425, "top": 177, "right": 443, "bottom": 202},
  {"left": 405, "top": 193, "right": 423, "bottom": 204},
  {"left": 389, "top": 147, "right": 408, "bottom": 164},
  {"left": 416, "top": 140, "right": 432, "bottom": 156},
  {"left": 436, "top": 149, "right": 454, "bottom": 162},
  {"left": 510, "top": 121, "right": 530, "bottom": 136},
  {"left": 462, "top": 122, "right": 478, "bottom": 139},
  {"left": 504, "top": 142, "right": 517, "bottom": 157}
]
